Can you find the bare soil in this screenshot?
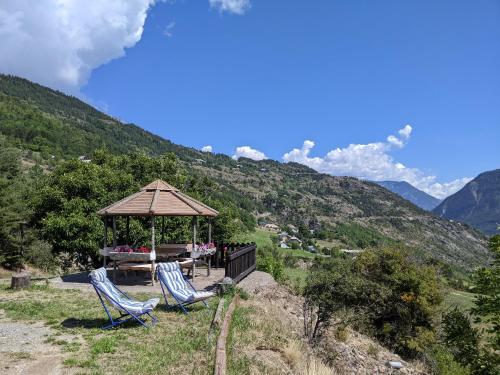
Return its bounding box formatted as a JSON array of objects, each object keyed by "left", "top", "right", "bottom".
[{"left": 0, "top": 314, "right": 72, "bottom": 375}]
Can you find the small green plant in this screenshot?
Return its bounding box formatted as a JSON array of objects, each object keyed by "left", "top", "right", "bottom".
[
  {"left": 334, "top": 326, "right": 349, "bottom": 342},
  {"left": 237, "top": 287, "right": 250, "bottom": 300},
  {"left": 90, "top": 336, "right": 118, "bottom": 356},
  {"left": 367, "top": 344, "right": 379, "bottom": 358}
]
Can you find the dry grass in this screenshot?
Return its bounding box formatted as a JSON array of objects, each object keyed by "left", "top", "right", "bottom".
[
  {"left": 227, "top": 296, "right": 336, "bottom": 375},
  {"left": 282, "top": 339, "right": 302, "bottom": 368},
  {"left": 305, "top": 357, "right": 335, "bottom": 375}
]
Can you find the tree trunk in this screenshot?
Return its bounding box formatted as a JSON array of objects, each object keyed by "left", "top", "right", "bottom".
[{"left": 11, "top": 272, "right": 31, "bottom": 289}]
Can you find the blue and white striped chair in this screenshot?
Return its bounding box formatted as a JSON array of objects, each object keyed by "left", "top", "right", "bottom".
[
  {"left": 89, "top": 267, "right": 159, "bottom": 329},
  {"left": 156, "top": 262, "right": 215, "bottom": 314}
]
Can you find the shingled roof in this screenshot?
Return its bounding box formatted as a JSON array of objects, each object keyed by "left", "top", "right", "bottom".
[{"left": 97, "top": 179, "right": 219, "bottom": 217}]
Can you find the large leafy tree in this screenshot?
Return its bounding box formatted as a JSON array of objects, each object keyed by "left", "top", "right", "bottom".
[
  {"left": 439, "top": 235, "right": 500, "bottom": 375},
  {"left": 30, "top": 151, "right": 250, "bottom": 269},
  {"left": 0, "top": 136, "right": 27, "bottom": 267},
  {"left": 471, "top": 234, "right": 500, "bottom": 352}
]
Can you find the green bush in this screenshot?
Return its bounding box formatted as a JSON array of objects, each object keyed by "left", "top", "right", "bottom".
[
  {"left": 25, "top": 239, "right": 58, "bottom": 273},
  {"left": 257, "top": 245, "right": 285, "bottom": 282},
  {"left": 303, "top": 248, "right": 443, "bottom": 357},
  {"left": 425, "top": 345, "right": 470, "bottom": 375},
  {"left": 442, "top": 308, "right": 480, "bottom": 367},
  {"left": 441, "top": 236, "right": 500, "bottom": 375}
]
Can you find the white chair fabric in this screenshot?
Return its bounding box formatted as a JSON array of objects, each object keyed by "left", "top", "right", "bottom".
[
  {"left": 89, "top": 267, "right": 159, "bottom": 315},
  {"left": 156, "top": 262, "right": 215, "bottom": 303}
]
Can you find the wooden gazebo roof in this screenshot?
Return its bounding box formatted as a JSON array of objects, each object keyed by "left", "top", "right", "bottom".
[{"left": 97, "top": 179, "right": 219, "bottom": 217}]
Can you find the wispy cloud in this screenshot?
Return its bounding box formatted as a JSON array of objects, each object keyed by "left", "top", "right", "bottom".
[
  {"left": 163, "top": 20, "right": 175, "bottom": 38},
  {"left": 282, "top": 126, "right": 470, "bottom": 199},
  {"left": 209, "top": 0, "right": 251, "bottom": 15},
  {"left": 201, "top": 145, "right": 213, "bottom": 153},
  {"left": 233, "top": 145, "right": 267, "bottom": 161}
]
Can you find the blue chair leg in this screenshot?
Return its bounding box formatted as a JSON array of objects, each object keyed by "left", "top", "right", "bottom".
[{"left": 158, "top": 275, "right": 190, "bottom": 315}]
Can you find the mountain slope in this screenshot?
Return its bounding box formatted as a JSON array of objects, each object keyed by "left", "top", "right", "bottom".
[
  {"left": 376, "top": 181, "right": 441, "bottom": 210},
  {"left": 433, "top": 169, "right": 500, "bottom": 236},
  {"left": 0, "top": 74, "right": 199, "bottom": 160},
  {"left": 0, "top": 74, "right": 491, "bottom": 270}
]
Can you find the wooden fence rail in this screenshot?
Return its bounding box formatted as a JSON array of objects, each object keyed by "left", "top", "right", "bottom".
[{"left": 222, "top": 242, "right": 256, "bottom": 283}]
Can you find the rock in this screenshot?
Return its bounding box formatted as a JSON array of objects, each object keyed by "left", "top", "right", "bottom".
[
  {"left": 387, "top": 361, "right": 403, "bottom": 369},
  {"left": 217, "top": 277, "right": 234, "bottom": 295}
]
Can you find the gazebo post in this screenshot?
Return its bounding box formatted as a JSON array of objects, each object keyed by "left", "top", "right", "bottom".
[
  {"left": 103, "top": 218, "right": 108, "bottom": 267},
  {"left": 192, "top": 216, "right": 197, "bottom": 279},
  {"left": 126, "top": 216, "right": 130, "bottom": 245},
  {"left": 151, "top": 216, "right": 155, "bottom": 286},
  {"left": 207, "top": 217, "right": 212, "bottom": 276},
  {"left": 161, "top": 216, "right": 165, "bottom": 244},
  {"left": 112, "top": 216, "right": 117, "bottom": 282},
  {"left": 208, "top": 217, "right": 212, "bottom": 244},
  {"left": 112, "top": 216, "right": 117, "bottom": 248}
]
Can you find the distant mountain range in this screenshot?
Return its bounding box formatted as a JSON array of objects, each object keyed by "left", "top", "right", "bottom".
[
  {"left": 433, "top": 169, "right": 500, "bottom": 236},
  {"left": 0, "top": 74, "right": 492, "bottom": 270},
  {"left": 376, "top": 181, "right": 442, "bottom": 211}
]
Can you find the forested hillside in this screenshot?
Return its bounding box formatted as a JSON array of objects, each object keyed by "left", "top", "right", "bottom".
[
  {"left": 0, "top": 74, "right": 490, "bottom": 271},
  {"left": 0, "top": 74, "right": 198, "bottom": 160}
]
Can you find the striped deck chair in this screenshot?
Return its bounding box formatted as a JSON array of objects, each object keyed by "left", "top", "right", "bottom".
[
  {"left": 89, "top": 268, "right": 159, "bottom": 329},
  {"left": 156, "top": 262, "right": 215, "bottom": 315}
]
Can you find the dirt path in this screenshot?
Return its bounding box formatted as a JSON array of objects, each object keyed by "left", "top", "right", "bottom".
[{"left": 0, "top": 319, "right": 66, "bottom": 375}]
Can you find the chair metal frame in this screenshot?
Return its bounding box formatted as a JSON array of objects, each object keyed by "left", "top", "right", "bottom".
[
  {"left": 90, "top": 276, "right": 157, "bottom": 329},
  {"left": 156, "top": 266, "right": 210, "bottom": 315}
]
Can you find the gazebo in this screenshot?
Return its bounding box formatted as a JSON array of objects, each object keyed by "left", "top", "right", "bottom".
[{"left": 97, "top": 179, "right": 219, "bottom": 284}]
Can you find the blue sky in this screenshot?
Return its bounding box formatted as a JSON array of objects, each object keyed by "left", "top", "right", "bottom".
[{"left": 0, "top": 0, "right": 499, "bottom": 198}]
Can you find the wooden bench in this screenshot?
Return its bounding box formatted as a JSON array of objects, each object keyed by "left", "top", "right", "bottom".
[{"left": 117, "top": 262, "right": 156, "bottom": 283}]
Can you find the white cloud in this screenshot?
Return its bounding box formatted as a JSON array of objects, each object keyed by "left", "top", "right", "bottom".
[
  {"left": 209, "top": 0, "right": 251, "bottom": 15},
  {"left": 282, "top": 126, "right": 470, "bottom": 199},
  {"left": 201, "top": 145, "right": 213, "bottom": 153},
  {"left": 0, "top": 0, "right": 251, "bottom": 94},
  {"left": 0, "top": 0, "right": 159, "bottom": 94},
  {"left": 163, "top": 20, "right": 175, "bottom": 38},
  {"left": 233, "top": 146, "right": 267, "bottom": 161},
  {"left": 387, "top": 124, "right": 412, "bottom": 148}
]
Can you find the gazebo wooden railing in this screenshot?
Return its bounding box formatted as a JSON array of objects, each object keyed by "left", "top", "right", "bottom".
[{"left": 220, "top": 243, "right": 257, "bottom": 284}]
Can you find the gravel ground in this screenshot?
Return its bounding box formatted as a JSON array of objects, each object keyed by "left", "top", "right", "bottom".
[{"left": 0, "top": 316, "right": 68, "bottom": 375}]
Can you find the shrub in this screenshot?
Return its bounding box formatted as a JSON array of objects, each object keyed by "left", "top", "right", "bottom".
[
  {"left": 303, "top": 248, "right": 443, "bottom": 357},
  {"left": 257, "top": 245, "right": 285, "bottom": 282},
  {"left": 425, "top": 345, "right": 470, "bottom": 375},
  {"left": 25, "top": 239, "right": 58, "bottom": 273},
  {"left": 442, "top": 308, "right": 480, "bottom": 367}
]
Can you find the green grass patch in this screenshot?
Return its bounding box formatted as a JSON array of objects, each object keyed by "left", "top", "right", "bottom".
[
  {"left": 9, "top": 352, "right": 33, "bottom": 360},
  {"left": 227, "top": 306, "right": 253, "bottom": 375},
  {"left": 443, "top": 289, "right": 476, "bottom": 311},
  {"left": 0, "top": 283, "right": 219, "bottom": 375},
  {"left": 232, "top": 228, "right": 274, "bottom": 248},
  {"left": 284, "top": 267, "right": 308, "bottom": 291},
  {"left": 280, "top": 248, "right": 317, "bottom": 259}
]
